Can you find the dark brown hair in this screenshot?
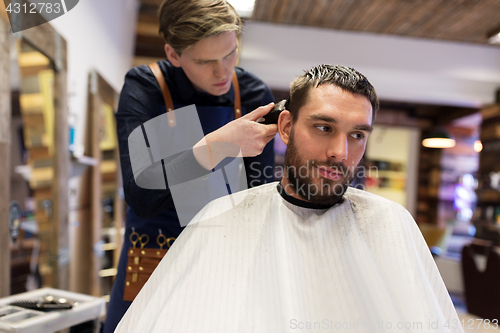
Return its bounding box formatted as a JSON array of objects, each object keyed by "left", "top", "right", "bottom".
[{"left": 288, "top": 64, "right": 379, "bottom": 124}]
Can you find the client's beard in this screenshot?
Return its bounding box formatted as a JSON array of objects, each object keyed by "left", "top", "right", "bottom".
[{"left": 283, "top": 130, "right": 354, "bottom": 205}]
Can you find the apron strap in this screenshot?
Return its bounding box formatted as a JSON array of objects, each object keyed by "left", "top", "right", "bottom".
[
  {"left": 148, "top": 62, "right": 241, "bottom": 120},
  {"left": 232, "top": 71, "right": 241, "bottom": 119},
  {"left": 149, "top": 62, "right": 174, "bottom": 113}
]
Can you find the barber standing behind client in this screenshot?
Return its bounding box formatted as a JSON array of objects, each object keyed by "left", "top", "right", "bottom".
[{"left": 103, "top": 1, "right": 278, "bottom": 332}]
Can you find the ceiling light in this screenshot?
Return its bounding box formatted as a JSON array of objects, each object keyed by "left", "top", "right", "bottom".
[
  {"left": 227, "top": 0, "right": 256, "bottom": 18},
  {"left": 474, "top": 140, "right": 483, "bottom": 152},
  {"left": 422, "top": 128, "right": 456, "bottom": 148},
  {"left": 487, "top": 26, "right": 500, "bottom": 44},
  {"left": 489, "top": 33, "right": 500, "bottom": 44}
]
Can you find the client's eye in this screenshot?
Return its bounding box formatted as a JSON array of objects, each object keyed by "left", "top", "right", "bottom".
[
  {"left": 350, "top": 132, "right": 365, "bottom": 140},
  {"left": 316, "top": 125, "right": 331, "bottom": 132}
]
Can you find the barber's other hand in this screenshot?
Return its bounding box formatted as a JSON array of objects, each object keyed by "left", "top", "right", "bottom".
[{"left": 207, "top": 102, "right": 278, "bottom": 157}]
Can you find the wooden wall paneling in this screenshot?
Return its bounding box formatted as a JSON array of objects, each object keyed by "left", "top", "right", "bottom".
[
  {"left": 460, "top": 0, "right": 500, "bottom": 41},
  {"left": 345, "top": 0, "right": 386, "bottom": 31},
  {"left": 271, "top": 0, "right": 286, "bottom": 23},
  {"left": 113, "top": 162, "right": 124, "bottom": 272},
  {"left": 280, "top": 0, "right": 302, "bottom": 25},
  {"left": 371, "top": 0, "right": 410, "bottom": 33},
  {"left": 278, "top": 0, "right": 300, "bottom": 25},
  {"left": 431, "top": 5, "right": 470, "bottom": 39},
  {"left": 140, "top": 0, "right": 500, "bottom": 46},
  {"left": 250, "top": 0, "right": 500, "bottom": 45},
  {"left": 136, "top": 20, "right": 159, "bottom": 36},
  {"left": 275, "top": 0, "right": 291, "bottom": 24},
  {"left": 420, "top": 2, "right": 462, "bottom": 38},
  {"left": 83, "top": 70, "right": 122, "bottom": 297},
  {"left": 110, "top": 83, "right": 124, "bottom": 274},
  {"left": 52, "top": 34, "right": 69, "bottom": 290},
  {"left": 470, "top": 104, "right": 500, "bottom": 247},
  {"left": 96, "top": 71, "right": 122, "bottom": 297},
  {"left": 0, "top": 15, "right": 11, "bottom": 297},
  {"left": 381, "top": 0, "right": 417, "bottom": 34},
  {"left": 316, "top": 0, "right": 343, "bottom": 28},
  {"left": 68, "top": 206, "right": 92, "bottom": 294},
  {"left": 324, "top": 0, "right": 357, "bottom": 29},
  {"left": 21, "top": 20, "right": 56, "bottom": 65},
  {"left": 97, "top": 74, "right": 117, "bottom": 107},
  {"left": 19, "top": 10, "right": 68, "bottom": 71},
  {"left": 252, "top": 0, "right": 266, "bottom": 22}
]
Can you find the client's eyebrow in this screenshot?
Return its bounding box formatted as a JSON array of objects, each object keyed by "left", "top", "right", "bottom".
[{"left": 308, "top": 114, "right": 373, "bottom": 133}]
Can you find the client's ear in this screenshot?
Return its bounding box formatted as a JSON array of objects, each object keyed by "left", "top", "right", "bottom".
[
  {"left": 278, "top": 110, "right": 292, "bottom": 146},
  {"left": 165, "top": 44, "right": 181, "bottom": 67}
]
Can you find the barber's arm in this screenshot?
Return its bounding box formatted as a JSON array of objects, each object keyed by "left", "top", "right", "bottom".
[
  {"left": 193, "top": 85, "right": 277, "bottom": 186},
  {"left": 192, "top": 103, "right": 278, "bottom": 170}
]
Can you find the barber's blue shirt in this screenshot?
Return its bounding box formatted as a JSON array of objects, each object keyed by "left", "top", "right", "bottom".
[{"left": 116, "top": 60, "right": 275, "bottom": 224}]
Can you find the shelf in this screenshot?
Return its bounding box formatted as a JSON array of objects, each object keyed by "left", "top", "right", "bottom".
[
  {"left": 71, "top": 155, "right": 98, "bottom": 166},
  {"left": 374, "top": 170, "right": 406, "bottom": 177},
  {"left": 102, "top": 243, "right": 117, "bottom": 251},
  {"left": 100, "top": 160, "right": 117, "bottom": 174},
  {"left": 18, "top": 51, "right": 51, "bottom": 68},
  {"left": 98, "top": 268, "right": 117, "bottom": 278},
  {"left": 70, "top": 155, "right": 99, "bottom": 178},
  {"left": 19, "top": 93, "right": 44, "bottom": 112}
]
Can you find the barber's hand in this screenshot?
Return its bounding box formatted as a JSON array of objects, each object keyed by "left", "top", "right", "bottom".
[
  {"left": 209, "top": 102, "right": 278, "bottom": 157},
  {"left": 193, "top": 103, "right": 278, "bottom": 170}
]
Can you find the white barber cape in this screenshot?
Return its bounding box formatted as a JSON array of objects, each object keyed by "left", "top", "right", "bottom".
[{"left": 115, "top": 182, "right": 463, "bottom": 333}]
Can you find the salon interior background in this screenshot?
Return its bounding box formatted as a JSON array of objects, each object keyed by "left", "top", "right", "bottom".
[
  {"left": 2, "top": 0, "right": 500, "bottom": 312},
  {"left": 28, "top": 0, "right": 498, "bottom": 161}
]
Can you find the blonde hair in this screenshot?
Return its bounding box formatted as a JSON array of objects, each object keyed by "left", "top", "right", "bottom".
[{"left": 158, "top": 0, "right": 242, "bottom": 55}]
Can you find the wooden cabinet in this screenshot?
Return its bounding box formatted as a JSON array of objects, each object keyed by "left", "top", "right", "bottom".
[
  {"left": 416, "top": 147, "right": 442, "bottom": 225},
  {"left": 472, "top": 105, "right": 500, "bottom": 242}
]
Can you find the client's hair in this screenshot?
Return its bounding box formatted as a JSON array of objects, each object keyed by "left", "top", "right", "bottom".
[{"left": 288, "top": 64, "right": 379, "bottom": 124}]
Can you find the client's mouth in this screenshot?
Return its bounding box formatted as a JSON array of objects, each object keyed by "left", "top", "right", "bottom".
[{"left": 317, "top": 166, "right": 343, "bottom": 180}]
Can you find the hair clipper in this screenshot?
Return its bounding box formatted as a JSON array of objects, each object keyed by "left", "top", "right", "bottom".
[{"left": 261, "top": 99, "right": 287, "bottom": 125}]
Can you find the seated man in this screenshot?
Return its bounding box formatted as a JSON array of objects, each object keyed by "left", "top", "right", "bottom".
[{"left": 115, "top": 64, "right": 463, "bottom": 333}]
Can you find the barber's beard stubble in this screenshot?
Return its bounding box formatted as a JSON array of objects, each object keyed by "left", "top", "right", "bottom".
[{"left": 283, "top": 129, "right": 353, "bottom": 205}]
